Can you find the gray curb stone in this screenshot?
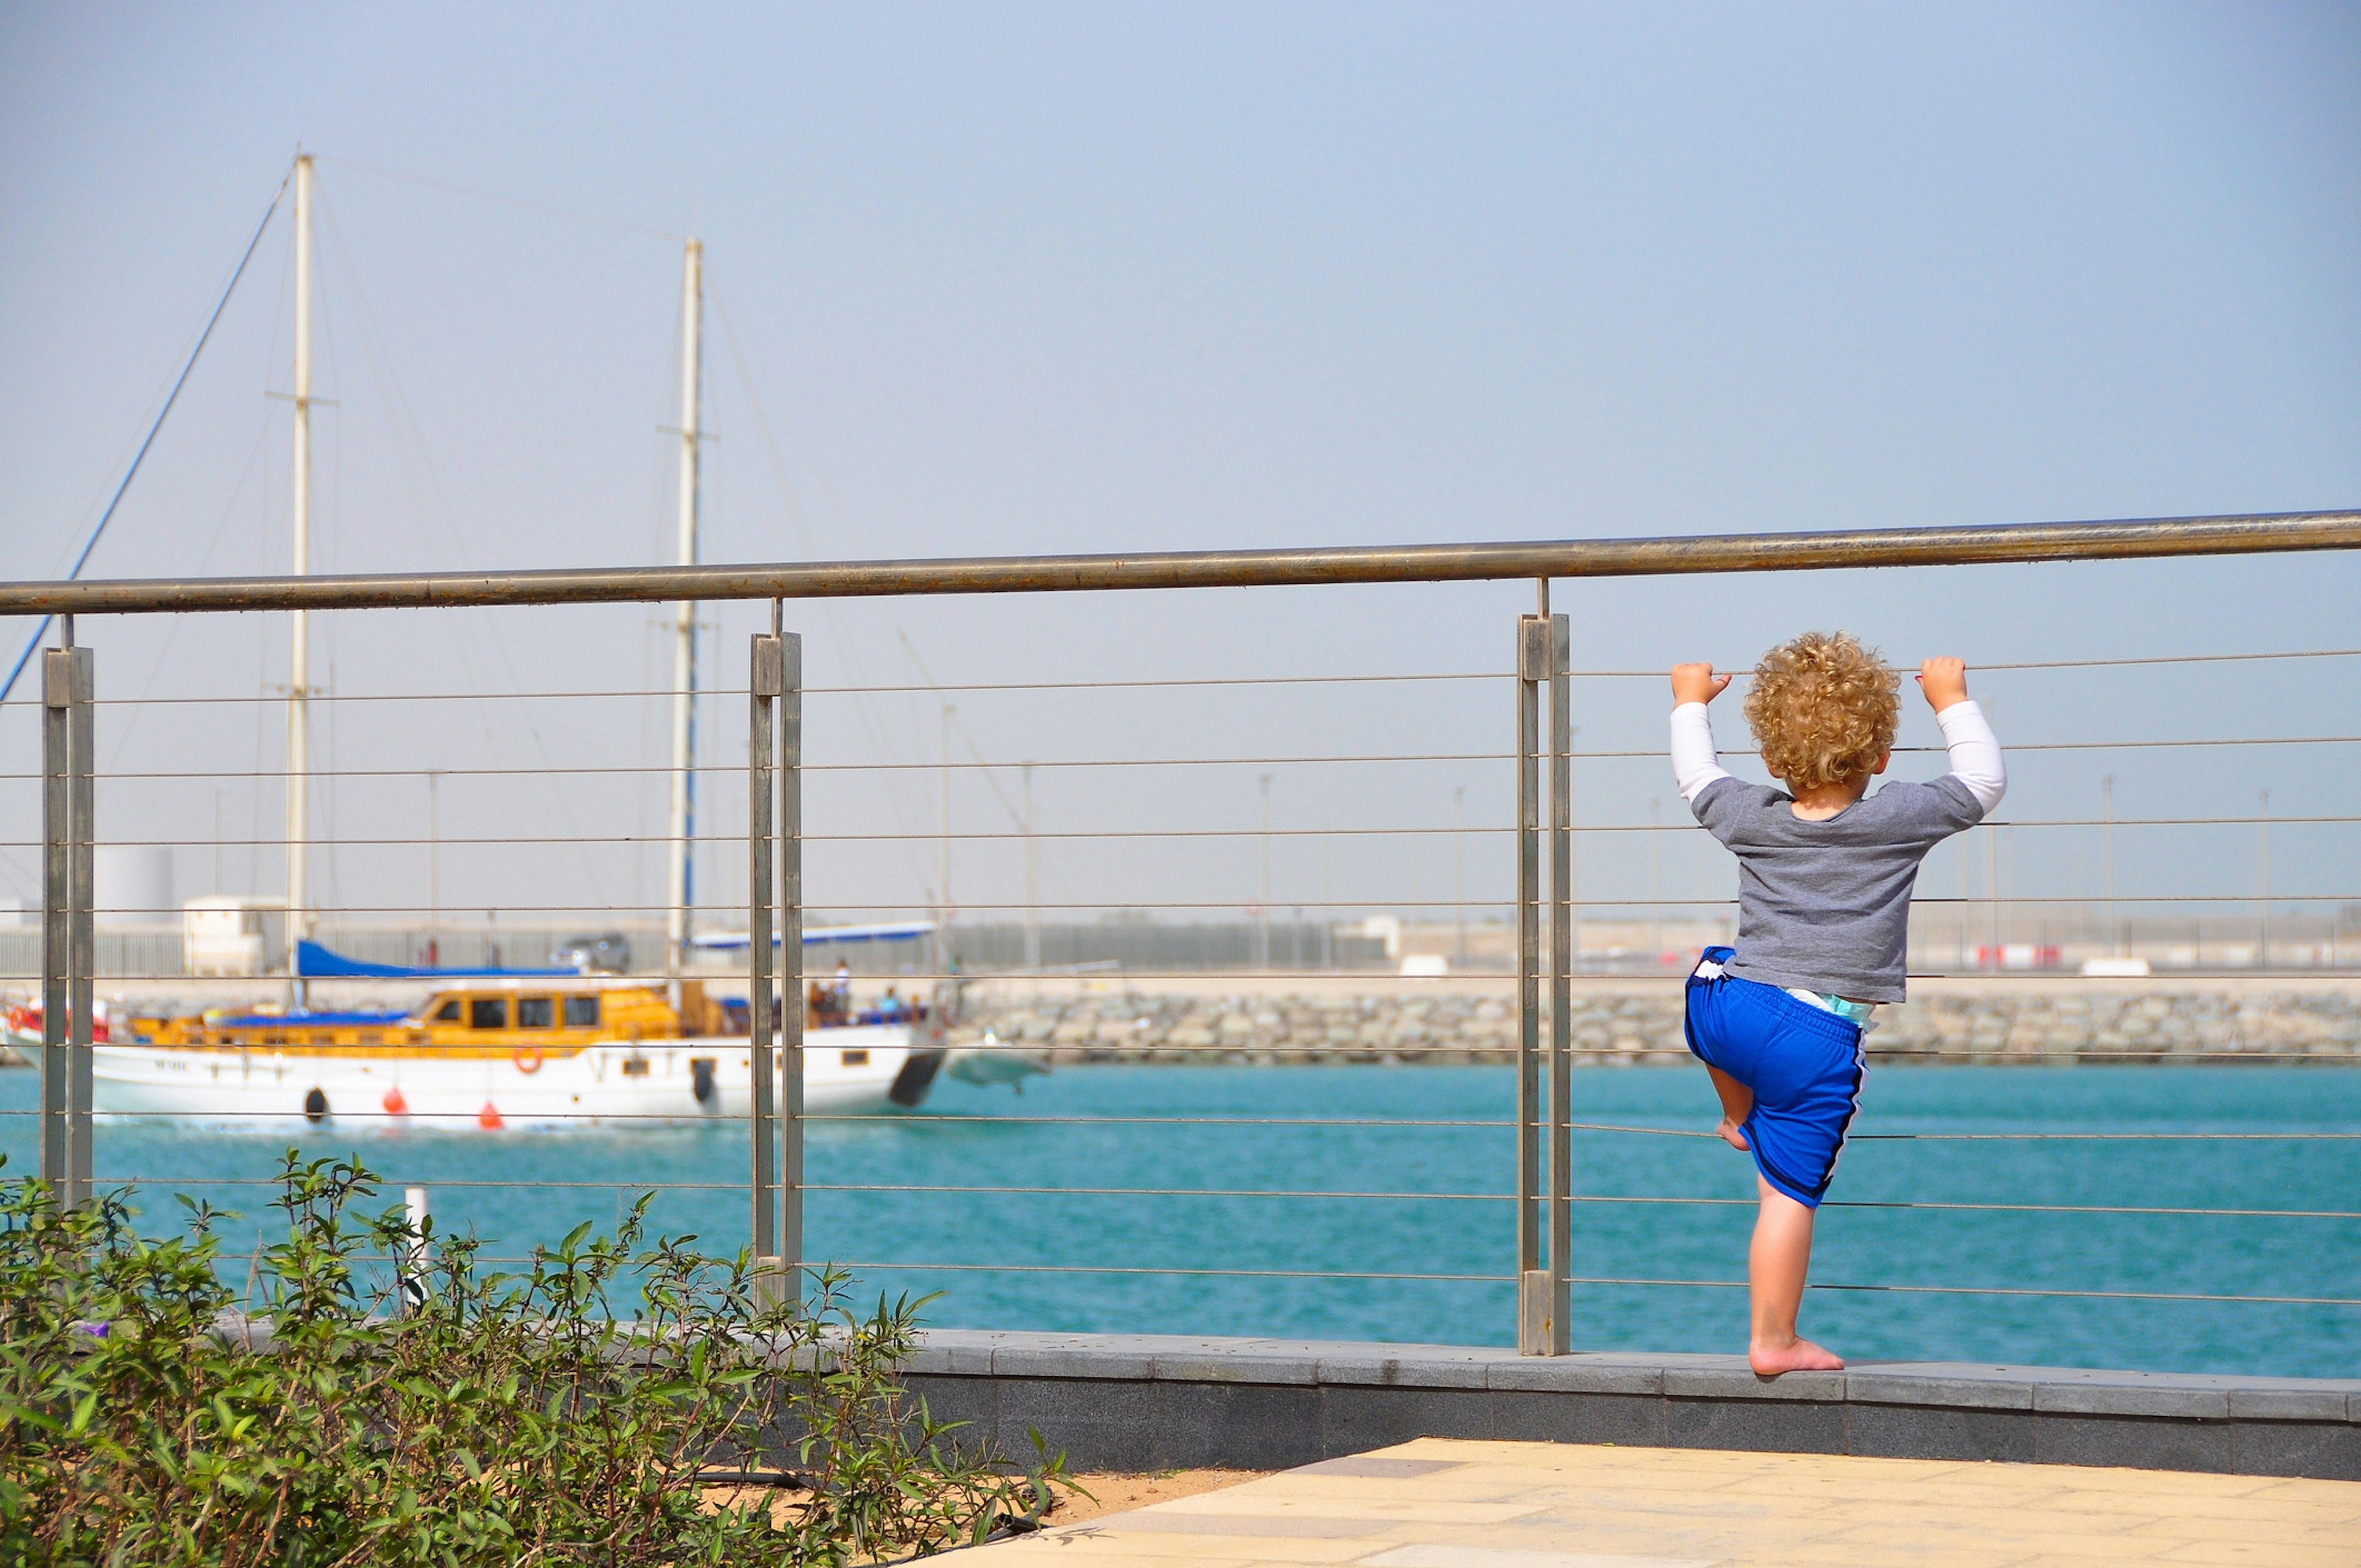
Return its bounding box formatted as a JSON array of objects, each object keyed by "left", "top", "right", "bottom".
[{"left": 895, "top": 1330, "right": 2361, "bottom": 1481}]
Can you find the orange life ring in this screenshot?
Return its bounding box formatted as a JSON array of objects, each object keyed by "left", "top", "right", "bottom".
[{"left": 512, "top": 1047, "right": 544, "bottom": 1074}]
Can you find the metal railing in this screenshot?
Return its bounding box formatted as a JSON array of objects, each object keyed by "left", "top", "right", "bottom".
[{"left": 6, "top": 510, "right": 2361, "bottom": 1366}]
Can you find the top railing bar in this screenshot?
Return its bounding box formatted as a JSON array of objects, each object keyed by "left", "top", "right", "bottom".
[{"left": 4, "top": 511, "right": 2355, "bottom": 617}]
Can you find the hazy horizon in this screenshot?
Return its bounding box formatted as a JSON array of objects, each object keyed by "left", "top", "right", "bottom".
[{"left": 3, "top": 4, "right": 2356, "bottom": 946}]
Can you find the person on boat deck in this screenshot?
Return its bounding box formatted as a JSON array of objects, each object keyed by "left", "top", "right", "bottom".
[
  {"left": 807, "top": 980, "right": 831, "bottom": 1026},
  {"left": 877, "top": 985, "right": 905, "bottom": 1023},
  {"left": 832, "top": 961, "right": 853, "bottom": 1011}
]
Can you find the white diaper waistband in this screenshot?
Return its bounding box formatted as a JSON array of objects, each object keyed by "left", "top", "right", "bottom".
[{"left": 1786, "top": 987, "right": 1879, "bottom": 1028}]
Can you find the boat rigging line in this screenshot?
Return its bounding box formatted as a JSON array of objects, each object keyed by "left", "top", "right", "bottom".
[{"left": 0, "top": 164, "right": 292, "bottom": 704}]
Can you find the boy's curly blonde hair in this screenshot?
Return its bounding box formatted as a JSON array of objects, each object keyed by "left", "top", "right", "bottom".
[{"left": 1743, "top": 631, "right": 1900, "bottom": 792}]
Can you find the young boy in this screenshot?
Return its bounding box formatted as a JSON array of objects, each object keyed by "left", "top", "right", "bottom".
[{"left": 1670, "top": 633, "right": 2004, "bottom": 1375}]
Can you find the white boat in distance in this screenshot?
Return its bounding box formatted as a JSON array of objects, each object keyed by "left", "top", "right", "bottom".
[
  {"left": 12, "top": 929, "right": 1037, "bottom": 1128},
  {"left": 7, "top": 163, "right": 1054, "bottom": 1124}
]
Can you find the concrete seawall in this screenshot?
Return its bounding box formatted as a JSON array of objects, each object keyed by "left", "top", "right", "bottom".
[{"left": 957, "top": 980, "right": 2361, "bottom": 1064}]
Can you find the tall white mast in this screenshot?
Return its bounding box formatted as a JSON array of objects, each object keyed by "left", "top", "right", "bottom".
[
  {"left": 665, "top": 238, "right": 703, "bottom": 980},
  {"left": 287, "top": 153, "right": 314, "bottom": 1000}
]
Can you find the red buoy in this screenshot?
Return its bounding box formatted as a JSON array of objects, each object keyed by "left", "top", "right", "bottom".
[
  {"left": 477, "top": 1101, "right": 504, "bottom": 1130},
  {"left": 382, "top": 1085, "right": 408, "bottom": 1116}
]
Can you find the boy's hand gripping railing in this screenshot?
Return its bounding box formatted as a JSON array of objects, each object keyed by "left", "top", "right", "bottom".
[
  {"left": 40, "top": 620, "right": 95, "bottom": 1210},
  {"left": 1516, "top": 602, "right": 1573, "bottom": 1353}
]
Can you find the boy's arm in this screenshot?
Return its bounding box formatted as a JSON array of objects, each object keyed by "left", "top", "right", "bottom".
[
  {"left": 1669, "top": 663, "right": 1734, "bottom": 805},
  {"left": 1918, "top": 658, "right": 2005, "bottom": 814}
]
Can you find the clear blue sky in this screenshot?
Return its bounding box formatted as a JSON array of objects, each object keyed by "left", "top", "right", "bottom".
[{"left": 1, "top": 3, "right": 2355, "bottom": 941}]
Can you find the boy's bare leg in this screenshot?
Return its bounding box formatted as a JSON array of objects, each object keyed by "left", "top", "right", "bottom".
[
  {"left": 1748, "top": 1175, "right": 1843, "bottom": 1375},
  {"left": 1705, "top": 1065, "right": 1752, "bottom": 1151}
]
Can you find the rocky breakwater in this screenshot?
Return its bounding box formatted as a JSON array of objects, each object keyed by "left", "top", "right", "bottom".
[{"left": 958, "top": 988, "right": 2361, "bottom": 1065}]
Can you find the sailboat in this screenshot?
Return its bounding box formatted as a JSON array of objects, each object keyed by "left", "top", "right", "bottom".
[{"left": 15, "top": 156, "right": 1043, "bottom": 1125}]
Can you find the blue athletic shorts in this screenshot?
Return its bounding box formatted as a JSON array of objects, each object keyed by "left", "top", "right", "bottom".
[{"left": 1683, "top": 947, "right": 1866, "bottom": 1208}]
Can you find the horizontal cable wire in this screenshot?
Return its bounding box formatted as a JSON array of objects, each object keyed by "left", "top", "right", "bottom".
[
  {"left": 1551, "top": 649, "right": 2361, "bottom": 679},
  {"left": 8, "top": 974, "right": 2360, "bottom": 991},
  {"left": 12, "top": 811, "right": 2361, "bottom": 843},
  {"left": 766, "top": 1183, "right": 2361, "bottom": 1221},
  {"left": 12, "top": 894, "right": 2354, "bottom": 910},
  {"left": 15, "top": 1108, "right": 2360, "bottom": 1137},
  {"left": 12, "top": 1028, "right": 2351, "bottom": 1063},
  {"left": 10, "top": 1223, "right": 2335, "bottom": 1305},
  {"left": 7, "top": 1046, "right": 2355, "bottom": 1067},
  {"left": 66, "top": 817, "right": 2356, "bottom": 847},
  {"left": 1568, "top": 1277, "right": 2361, "bottom": 1306},
  {"left": 839, "top": 1260, "right": 1513, "bottom": 1283},
  {"left": 30, "top": 673, "right": 1486, "bottom": 710},
  {"left": 71, "top": 1174, "right": 2361, "bottom": 1221},
  {"left": 812, "top": 1261, "right": 2361, "bottom": 1306},
  {"left": 21, "top": 647, "right": 2361, "bottom": 710},
  {"left": 10, "top": 737, "right": 2361, "bottom": 786},
  {"left": 1573, "top": 736, "right": 2361, "bottom": 760}
]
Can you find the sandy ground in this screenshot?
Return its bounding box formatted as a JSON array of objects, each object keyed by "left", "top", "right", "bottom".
[
  {"left": 1042, "top": 1469, "right": 1270, "bottom": 1526},
  {"left": 694, "top": 1467, "right": 1265, "bottom": 1545}
]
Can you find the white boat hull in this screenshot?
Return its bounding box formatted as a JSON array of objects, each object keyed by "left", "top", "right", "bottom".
[{"left": 38, "top": 1026, "right": 944, "bottom": 1128}]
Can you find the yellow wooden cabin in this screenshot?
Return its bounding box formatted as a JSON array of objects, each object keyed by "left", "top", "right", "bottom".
[{"left": 132, "top": 980, "right": 726, "bottom": 1058}]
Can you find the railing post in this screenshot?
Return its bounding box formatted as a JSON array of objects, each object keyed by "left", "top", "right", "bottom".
[
  {"left": 69, "top": 640, "right": 93, "bottom": 1212},
  {"left": 1515, "top": 611, "right": 1549, "bottom": 1351},
  {"left": 778, "top": 624, "right": 805, "bottom": 1296},
  {"left": 1546, "top": 611, "right": 1572, "bottom": 1353},
  {"left": 41, "top": 633, "right": 94, "bottom": 1210},
  {"left": 39, "top": 645, "right": 69, "bottom": 1196},
  {"left": 749, "top": 624, "right": 781, "bottom": 1302}
]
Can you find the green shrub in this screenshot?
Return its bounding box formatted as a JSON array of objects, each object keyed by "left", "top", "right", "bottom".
[{"left": 0, "top": 1152, "right": 1066, "bottom": 1566}]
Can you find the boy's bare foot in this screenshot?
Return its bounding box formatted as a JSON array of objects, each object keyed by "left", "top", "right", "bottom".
[
  {"left": 1749, "top": 1336, "right": 1844, "bottom": 1377},
  {"left": 1715, "top": 1117, "right": 1750, "bottom": 1151}
]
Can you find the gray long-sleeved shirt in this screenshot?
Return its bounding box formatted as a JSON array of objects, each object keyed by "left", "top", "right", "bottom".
[{"left": 1670, "top": 700, "right": 2006, "bottom": 1003}]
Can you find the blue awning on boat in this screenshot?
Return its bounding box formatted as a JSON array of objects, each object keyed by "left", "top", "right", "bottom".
[
  {"left": 690, "top": 920, "right": 936, "bottom": 953},
  {"left": 295, "top": 939, "right": 580, "bottom": 980},
  {"left": 207, "top": 1007, "right": 416, "bottom": 1029}
]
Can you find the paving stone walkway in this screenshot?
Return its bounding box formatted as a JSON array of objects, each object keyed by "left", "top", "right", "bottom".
[{"left": 985, "top": 1437, "right": 2361, "bottom": 1567}]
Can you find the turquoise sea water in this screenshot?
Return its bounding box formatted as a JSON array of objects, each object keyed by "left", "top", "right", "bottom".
[{"left": 5, "top": 1064, "right": 2356, "bottom": 1379}]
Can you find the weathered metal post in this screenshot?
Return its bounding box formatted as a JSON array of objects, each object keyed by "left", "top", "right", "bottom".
[
  {"left": 68, "top": 635, "right": 93, "bottom": 1211},
  {"left": 40, "top": 627, "right": 95, "bottom": 1209},
  {"left": 39, "top": 639, "right": 69, "bottom": 1195},
  {"left": 1515, "top": 606, "right": 1549, "bottom": 1352},
  {"left": 1546, "top": 610, "right": 1572, "bottom": 1353},
  {"left": 778, "top": 624, "right": 805, "bottom": 1298},
  {"left": 398, "top": 1186, "right": 432, "bottom": 1314},
  {"left": 749, "top": 621, "right": 781, "bottom": 1302}
]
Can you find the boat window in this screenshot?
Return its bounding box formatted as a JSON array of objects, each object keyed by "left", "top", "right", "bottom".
[
  {"left": 564, "top": 995, "right": 600, "bottom": 1029},
  {"left": 840, "top": 1049, "right": 870, "bottom": 1068},
  {"left": 516, "top": 997, "right": 554, "bottom": 1030},
  {"left": 469, "top": 998, "right": 507, "bottom": 1030},
  {"left": 433, "top": 999, "right": 461, "bottom": 1023}
]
